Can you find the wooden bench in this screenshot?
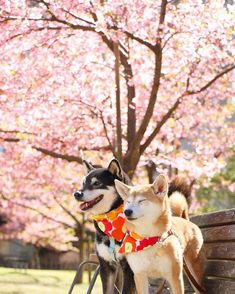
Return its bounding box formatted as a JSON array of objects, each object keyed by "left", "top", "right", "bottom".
[
  {"left": 191, "top": 207, "right": 235, "bottom": 294},
  {"left": 150, "top": 208, "right": 235, "bottom": 293}
]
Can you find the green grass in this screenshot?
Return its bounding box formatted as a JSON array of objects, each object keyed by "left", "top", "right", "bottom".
[{"left": 0, "top": 267, "right": 102, "bottom": 294}]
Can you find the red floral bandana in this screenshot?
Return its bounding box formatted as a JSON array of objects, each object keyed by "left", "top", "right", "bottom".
[
  {"left": 92, "top": 205, "right": 126, "bottom": 242},
  {"left": 92, "top": 205, "right": 163, "bottom": 254},
  {"left": 119, "top": 230, "right": 160, "bottom": 254}
]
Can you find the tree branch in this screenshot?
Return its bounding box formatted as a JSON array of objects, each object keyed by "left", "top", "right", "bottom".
[
  {"left": 32, "top": 146, "right": 83, "bottom": 164},
  {"left": 109, "top": 25, "right": 155, "bottom": 51},
  {"left": 123, "top": 0, "right": 168, "bottom": 174},
  {"left": 114, "top": 43, "right": 123, "bottom": 162},
  {"left": 162, "top": 31, "right": 189, "bottom": 50},
  {"left": 140, "top": 64, "right": 235, "bottom": 154},
  {"left": 187, "top": 64, "right": 235, "bottom": 95},
  {"left": 1, "top": 193, "right": 74, "bottom": 229},
  {"left": 158, "top": 0, "right": 168, "bottom": 27},
  {"left": 135, "top": 0, "right": 168, "bottom": 142},
  {"left": 88, "top": 10, "right": 137, "bottom": 152},
  {"left": 1, "top": 26, "right": 64, "bottom": 44},
  {"left": 1, "top": 14, "right": 95, "bottom": 32},
  {"left": 125, "top": 30, "right": 155, "bottom": 50},
  {"left": 0, "top": 128, "right": 35, "bottom": 135},
  {"left": 140, "top": 95, "right": 183, "bottom": 154},
  {"left": 61, "top": 8, "right": 95, "bottom": 26},
  {"left": 0, "top": 128, "right": 111, "bottom": 161},
  {"left": 1, "top": 137, "right": 20, "bottom": 142},
  {"left": 53, "top": 195, "right": 81, "bottom": 227},
  {"left": 0, "top": 129, "right": 33, "bottom": 142},
  {"left": 156, "top": 0, "right": 168, "bottom": 45},
  {"left": 2, "top": 4, "right": 137, "bottom": 159},
  {"left": 99, "top": 110, "right": 118, "bottom": 158}
]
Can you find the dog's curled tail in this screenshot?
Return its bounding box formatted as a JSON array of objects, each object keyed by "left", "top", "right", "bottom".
[
  {"left": 168, "top": 176, "right": 192, "bottom": 220},
  {"left": 168, "top": 176, "right": 192, "bottom": 205}
]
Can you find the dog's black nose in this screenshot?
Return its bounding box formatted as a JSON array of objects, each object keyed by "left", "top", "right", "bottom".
[
  {"left": 74, "top": 191, "right": 83, "bottom": 200},
  {"left": 124, "top": 209, "right": 133, "bottom": 217}
]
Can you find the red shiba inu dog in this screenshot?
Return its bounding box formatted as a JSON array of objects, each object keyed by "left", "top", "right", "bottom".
[{"left": 115, "top": 175, "right": 205, "bottom": 294}]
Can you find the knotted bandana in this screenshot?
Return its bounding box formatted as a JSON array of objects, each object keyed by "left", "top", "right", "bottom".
[
  {"left": 119, "top": 230, "right": 160, "bottom": 253},
  {"left": 92, "top": 205, "right": 169, "bottom": 254},
  {"left": 92, "top": 204, "right": 126, "bottom": 242}
]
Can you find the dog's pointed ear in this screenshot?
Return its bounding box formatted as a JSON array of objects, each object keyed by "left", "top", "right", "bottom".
[
  {"left": 83, "top": 160, "right": 94, "bottom": 174},
  {"left": 152, "top": 174, "right": 168, "bottom": 198},
  {"left": 114, "top": 180, "right": 130, "bottom": 199},
  {"left": 107, "top": 158, "right": 123, "bottom": 179}
]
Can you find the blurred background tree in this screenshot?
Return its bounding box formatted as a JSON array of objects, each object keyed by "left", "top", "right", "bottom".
[{"left": 0, "top": 0, "right": 234, "bottom": 272}]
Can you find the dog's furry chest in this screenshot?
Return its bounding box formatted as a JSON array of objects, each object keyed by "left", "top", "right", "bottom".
[
  {"left": 126, "top": 245, "right": 179, "bottom": 279},
  {"left": 96, "top": 230, "right": 124, "bottom": 263}
]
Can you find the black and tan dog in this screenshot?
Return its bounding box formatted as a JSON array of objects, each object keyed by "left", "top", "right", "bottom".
[{"left": 74, "top": 159, "right": 136, "bottom": 294}]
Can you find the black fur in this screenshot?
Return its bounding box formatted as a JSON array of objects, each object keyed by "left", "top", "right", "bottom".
[{"left": 83, "top": 168, "right": 121, "bottom": 192}]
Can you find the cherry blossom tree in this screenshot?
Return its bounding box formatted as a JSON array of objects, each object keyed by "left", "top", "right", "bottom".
[{"left": 0, "top": 0, "right": 234, "bottom": 253}]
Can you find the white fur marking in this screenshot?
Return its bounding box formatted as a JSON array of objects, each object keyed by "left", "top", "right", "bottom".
[
  {"left": 91, "top": 177, "right": 98, "bottom": 184},
  {"left": 96, "top": 243, "right": 113, "bottom": 262},
  {"left": 96, "top": 243, "right": 123, "bottom": 262},
  {"left": 169, "top": 191, "right": 186, "bottom": 203},
  {"left": 82, "top": 186, "right": 118, "bottom": 215}
]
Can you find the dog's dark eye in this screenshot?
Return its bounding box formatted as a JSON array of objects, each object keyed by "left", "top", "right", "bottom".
[
  {"left": 138, "top": 199, "right": 146, "bottom": 204},
  {"left": 93, "top": 181, "right": 100, "bottom": 186}
]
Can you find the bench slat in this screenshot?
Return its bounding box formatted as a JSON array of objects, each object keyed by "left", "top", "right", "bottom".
[
  {"left": 205, "top": 260, "right": 235, "bottom": 279},
  {"left": 205, "top": 242, "right": 235, "bottom": 260},
  {"left": 191, "top": 208, "right": 235, "bottom": 228},
  {"left": 202, "top": 224, "right": 235, "bottom": 242},
  {"left": 204, "top": 278, "right": 235, "bottom": 294}
]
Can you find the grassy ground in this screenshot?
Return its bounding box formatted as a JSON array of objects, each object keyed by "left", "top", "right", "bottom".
[{"left": 0, "top": 267, "right": 102, "bottom": 294}]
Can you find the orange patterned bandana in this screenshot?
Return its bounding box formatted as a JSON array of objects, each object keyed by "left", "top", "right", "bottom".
[
  {"left": 92, "top": 205, "right": 162, "bottom": 253},
  {"left": 119, "top": 230, "right": 160, "bottom": 254},
  {"left": 92, "top": 204, "right": 126, "bottom": 242}
]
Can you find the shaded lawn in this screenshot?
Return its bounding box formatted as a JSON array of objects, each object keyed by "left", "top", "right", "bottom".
[{"left": 0, "top": 267, "right": 102, "bottom": 294}]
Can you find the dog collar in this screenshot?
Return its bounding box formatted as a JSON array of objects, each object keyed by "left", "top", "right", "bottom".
[
  {"left": 119, "top": 230, "right": 174, "bottom": 254},
  {"left": 92, "top": 204, "right": 126, "bottom": 242}
]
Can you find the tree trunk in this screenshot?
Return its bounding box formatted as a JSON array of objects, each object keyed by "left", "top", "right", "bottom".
[
  {"left": 123, "top": 149, "right": 140, "bottom": 179},
  {"left": 114, "top": 43, "right": 122, "bottom": 164}
]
